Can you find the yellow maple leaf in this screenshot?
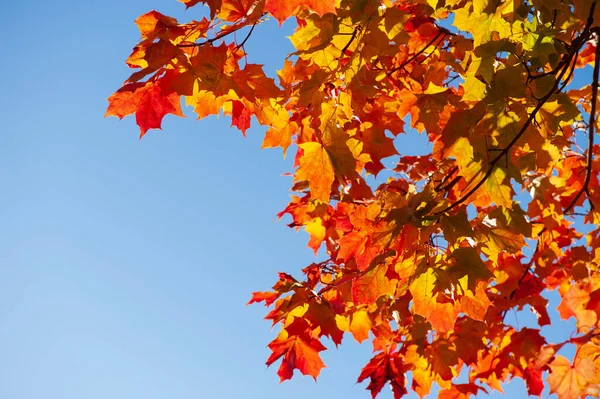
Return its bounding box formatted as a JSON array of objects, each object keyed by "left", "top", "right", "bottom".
[{"left": 296, "top": 142, "right": 335, "bottom": 202}]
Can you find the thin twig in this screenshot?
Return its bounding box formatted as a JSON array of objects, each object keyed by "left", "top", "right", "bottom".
[
  {"left": 178, "top": 14, "right": 266, "bottom": 48},
  {"left": 440, "top": 174, "right": 462, "bottom": 194},
  {"left": 565, "top": 29, "right": 600, "bottom": 213},
  {"left": 178, "top": 27, "right": 242, "bottom": 47},
  {"left": 234, "top": 19, "right": 259, "bottom": 52},
  {"left": 386, "top": 32, "right": 445, "bottom": 76},
  {"left": 557, "top": 52, "right": 579, "bottom": 93},
  {"left": 444, "top": 74, "right": 460, "bottom": 87},
  {"left": 434, "top": 166, "right": 459, "bottom": 191},
  {"left": 339, "top": 26, "right": 360, "bottom": 56}
]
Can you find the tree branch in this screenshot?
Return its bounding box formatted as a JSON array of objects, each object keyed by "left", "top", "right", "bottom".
[
  {"left": 434, "top": 166, "right": 459, "bottom": 191},
  {"left": 178, "top": 14, "right": 266, "bottom": 48},
  {"left": 339, "top": 26, "right": 360, "bottom": 56},
  {"left": 234, "top": 19, "right": 259, "bottom": 52},
  {"left": 565, "top": 29, "right": 600, "bottom": 213}
]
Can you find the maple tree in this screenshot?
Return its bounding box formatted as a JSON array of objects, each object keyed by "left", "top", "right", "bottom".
[{"left": 106, "top": 0, "right": 600, "bottom": 397}]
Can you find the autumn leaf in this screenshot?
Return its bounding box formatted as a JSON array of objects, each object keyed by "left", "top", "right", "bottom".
[
  {"left": 357, "top": 351, "right": 407, "bottom": 399},
  {"left": 459, "top": 282, "right": 492, "bottom": 321},
  {"left": 352, "top": 263, "right": 397, "bottom": 305},
  {"left": 178, "top": 0, "right": 208, "bottom": 10},
  {"left": 481, "top": 167, "right": 514, "bottom": 209},
  {"left": 336, "top": 309, "right": 372, "bottom": 343},
  {"left": 524, "top": 365, "right": 544, "bottom": 397},
  {"left": 449, "top": 247, "right": 493, "bottom": 290},
  {"left": 548, "top": 355, "right": 596, "bottom": 399},
  {"left": 105, "top": 81, "right": 183, "bottom": 137},
  {"left": 261, "top": 105, "right": 296, "bottom": 153},
  {"left": 217, "top": 0, "right": 259, "bottom": 22},
  {"left": 266, "top": 318, "right": 327, "bottom": 381},
  {"left": 265, "top": 0, "right": 337, "bottom": 24},
  {"left": 247, "top": 290, "right": 280, "bottom": 306},
  {"left": 430, "top": 341, "right": 458, "bottom": 380},
  {"left": 409, "top": 268, "right": 459, "bottom": 332},
  {"left": 229, "top": 100, "right": 251, "bottom": 135},
  {"left": 296, "top": 142, "right": 335, "bottom": 202},
  {"left": 304, "top": 301, "right": 344, "bottom": 346},
  {"left": 134, "top": 11, "right": 178, "bottom": 42},
  {"left": 438, "top": 383, "right": 486, "bottom": 399},
  {"left": 557, "top": 282, "right": 597, "bottom": 332}
]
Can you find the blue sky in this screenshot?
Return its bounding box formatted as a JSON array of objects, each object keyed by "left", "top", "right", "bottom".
[{"left": 0, "top": 1, "right": 580, "bottom": 398}]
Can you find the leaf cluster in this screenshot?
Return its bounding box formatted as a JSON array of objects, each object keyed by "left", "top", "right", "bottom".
[{"left": 107, "top": 0, "right": 600, "bottom": 397}]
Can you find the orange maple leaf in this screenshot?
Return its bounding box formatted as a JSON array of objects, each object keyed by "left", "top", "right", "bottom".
[
  {"left": 352, "top": 263, "right": 397, "bottom": 305},
  {"left": 409, "top": 268, "right": 459, "bottom": 332},
  {"left": 134, "top": 11, "right": 178, "bottom": 42},
  {"left": 548, "top": 355, "right": 596, "bottom": 399},
  {"left": 265, "top": 0, "right": 336, "bottom": 23},
  {"left": 229, "top": 100, "right": 252, "bottom": 135},
  {"left": 295, "top": 142, "right": 335, "bottom": 202},
  {"left": 266, "top": 319, "right": 327, "bottom": 381},
  {"left": 105, "top": 82, "right": 183, "bottom": 137},
  {"left": 357, "top": 351, "right": 407, "bottom": 399}
]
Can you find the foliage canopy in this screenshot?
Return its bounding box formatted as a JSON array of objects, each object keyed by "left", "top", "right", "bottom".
[{"left": 107, "top": 0, "right": 600, "bottom": 397}]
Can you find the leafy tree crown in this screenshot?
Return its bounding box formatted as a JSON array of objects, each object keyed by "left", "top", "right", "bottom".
[{"left": 107, "top": 0, "right": 600, "bottom": 397}]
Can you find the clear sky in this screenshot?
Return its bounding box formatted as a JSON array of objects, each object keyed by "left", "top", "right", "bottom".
[{"left": 0, "top": 1, "right": 579, "bottom": 398}]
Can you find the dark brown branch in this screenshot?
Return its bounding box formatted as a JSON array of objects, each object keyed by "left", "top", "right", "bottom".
[
  {"left": 440, "top": 174, "right": 462, "bottom": 194},
  {"left": 339, "top": 26, "right": 360, "bottom": 56},
  {"left": 234, "top": 19, "right": 259, "bottom": 52},
  {"left": 565, "top": 30, "right": 600, "bottom": 213},
  {"left": 557, "top": 52, "right": 579, "bottom": 93},
  {"left": 528, "top": 60, "right": 567, "bottom": 81},
  {"left": 178, "top": 27, "right": 242, "bottom": 47},
  {"left": 177, "top": 14, "right": 266, "bottom": 48},
  {"left": 434, "top": 166, "right": 459, "bottom": 191},
  {"left": 444, "top": 74, "right": 460, "bottom": 87}
]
